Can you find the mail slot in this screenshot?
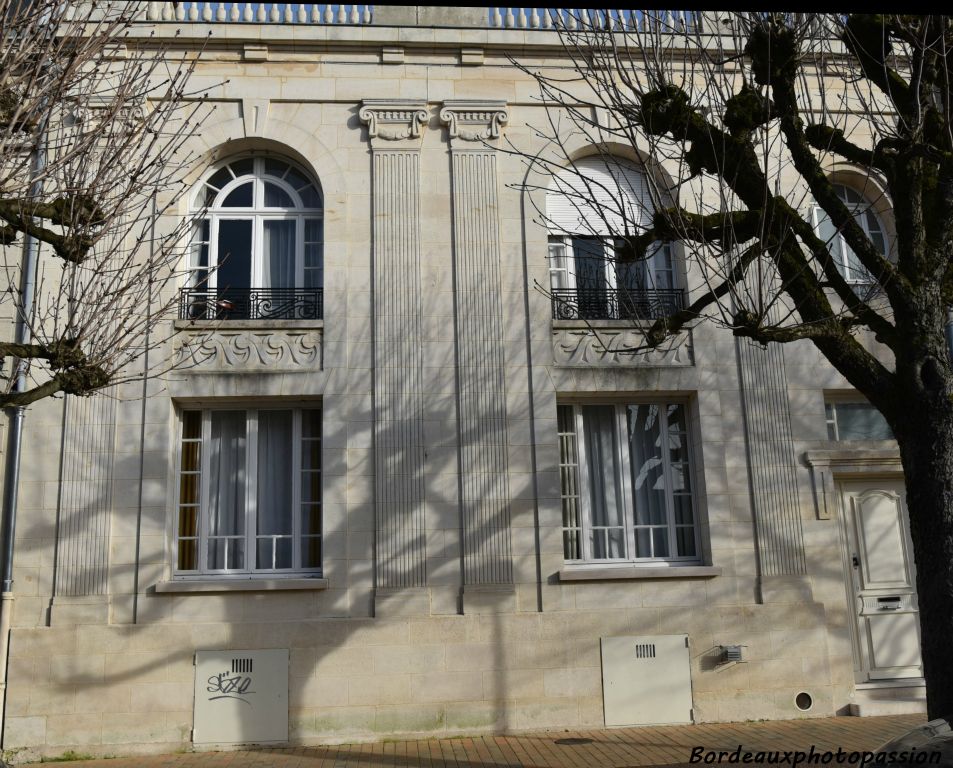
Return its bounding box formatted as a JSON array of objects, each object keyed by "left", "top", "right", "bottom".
[{"left": 861, "top": 595, "right": 910, "bottom": 614}]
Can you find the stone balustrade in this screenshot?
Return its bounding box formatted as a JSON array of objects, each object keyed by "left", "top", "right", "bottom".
[
  {"left": 136, "top": 4, "right": 709, "bottom": 33},
  {"left": 144, "top": 2, "right": 372, "bottom": 24}
]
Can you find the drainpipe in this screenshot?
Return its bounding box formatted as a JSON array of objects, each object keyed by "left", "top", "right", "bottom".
[
  {"left": 0, "top": 134, "right": 45, "bottom": 747},
  {"left": 946, "top": 307, "right": 953, "bottom": 360}
]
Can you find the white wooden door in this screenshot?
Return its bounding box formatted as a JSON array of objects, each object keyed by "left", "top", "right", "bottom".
[{"left": 842, "top": 481, "right": 922, "bottom": 681}]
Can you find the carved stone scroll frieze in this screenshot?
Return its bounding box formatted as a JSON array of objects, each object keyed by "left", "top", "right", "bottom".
[
  {"left": 552, "top": 327, "right": 694, "bottom": 367},
  {"left": 176, "top": 329, "right": 322, "bottom": 371}
]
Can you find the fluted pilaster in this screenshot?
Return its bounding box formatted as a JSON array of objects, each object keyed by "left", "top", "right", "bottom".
[
  {"left": 440, "top": 101, "right": 513, "bottom": 586},
  {"left": 736, "top": 339, "right": 807, "bottom": 577},
  {"left": 359, "top": 100, "right": 429, "bottom": 589}
]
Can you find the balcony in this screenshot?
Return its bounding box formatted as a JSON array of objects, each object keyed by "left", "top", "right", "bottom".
[
  {"left": 179, "top": 287, "right": 323, "bottom": 321},
  {"left": 551, "top": 288, "right": 684, "bottom": 322}
]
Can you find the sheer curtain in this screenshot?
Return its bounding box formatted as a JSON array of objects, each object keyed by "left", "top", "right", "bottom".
[
  {"left": 582, "top": 405, "right": 625, "bottom": 559},
  {"left": 628, "top": 404, "right": 669, "bottom": 558},
  {"left": 257, "top": 410, "right": 294, "bottom": 569},
  {"left": 208, "top": 411, "right": 246, "bottom": 570},
  {"left": 263, "top": 220, "right": 296, "bottom": 288}
]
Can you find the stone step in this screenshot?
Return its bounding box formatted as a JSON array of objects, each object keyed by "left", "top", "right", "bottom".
[{"left": 849, "top": 683, "right": 927, "bottom": 717}]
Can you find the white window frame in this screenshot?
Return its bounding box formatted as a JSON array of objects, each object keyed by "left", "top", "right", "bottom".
[
  {"left": 173, "top": 406, "right": 323, "bottom": 579},
  {"left": 824, "top": 398, "right": 894, "bottom": 442},
  {"left": 810, "top": 184, "right": 887, "bottom": 287},
  {"left": 547, "top": 235, "right": 675, "bottom": 294},
  {"left": 558, "top": 401, "right": 702, "bottom": 566},
  {"left": 188, "top": 156, "right": 323, "bottom": 291}
]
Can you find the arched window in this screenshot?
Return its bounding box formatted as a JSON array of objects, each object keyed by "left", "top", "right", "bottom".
[
  {"left": 546, "top": 157, "right": 681, "bottom": 320},
  {"left": 185, "top": 156, "right": 323, "bottom": 320},
  {"left": 811, "top": 183, "right": 886, "bottom": 286}
]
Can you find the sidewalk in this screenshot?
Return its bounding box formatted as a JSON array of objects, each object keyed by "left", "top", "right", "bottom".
[{"left": 51, "top": 715, "right": 923, "bottom": 767}]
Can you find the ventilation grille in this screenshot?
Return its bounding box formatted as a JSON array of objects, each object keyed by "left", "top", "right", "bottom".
[
  {"left": 634, "top": 643, "right": 656, "bottom": 659},
  {"left": 231, "top": 658, "right": 253, "bottom": 674}
]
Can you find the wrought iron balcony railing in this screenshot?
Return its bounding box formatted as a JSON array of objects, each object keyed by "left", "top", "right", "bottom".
[
  {"left": 551, "top": 287, "right": 684, "bottom": 321},
  {"left": 179, "top": 287, "right": 323, "bottom": 321}
]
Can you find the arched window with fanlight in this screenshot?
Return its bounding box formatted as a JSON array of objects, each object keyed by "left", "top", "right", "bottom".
[
  {"left": 811, "top": 183, "right": 887, "bottom": 288},
  {"left": 546, "top": 156, "right": 683, "bottom": 321},
  {"left": 183, "top": 156, "right": 323, "bottom": 320}
]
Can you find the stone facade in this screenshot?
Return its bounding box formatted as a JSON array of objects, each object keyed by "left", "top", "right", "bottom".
[{"left": 0, "top": 5, "right": 925, "bottom": 762}]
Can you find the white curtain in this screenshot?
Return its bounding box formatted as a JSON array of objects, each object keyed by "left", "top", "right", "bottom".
[
  {"left": 263, "top": 220, "right": 296, "bottom": 288},
  {"left": 257, "top": 410, "right": 294, "bottom": 569},
  {"left": 208, "top": 411, "right": 246, "bottom": 569},
  {"left": 627, "top": 404, "right": 669, "bottom": 558},
  {"left": 582, "top": 406, "right": 625, "bottom": 559}
]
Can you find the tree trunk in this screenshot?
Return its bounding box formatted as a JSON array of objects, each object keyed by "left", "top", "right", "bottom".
[{"left": 896, "top": 397, "right": 953, "bottom": 719}]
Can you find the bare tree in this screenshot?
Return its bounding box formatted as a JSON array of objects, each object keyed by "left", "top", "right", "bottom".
[
  {"left": 0, "top": 0, "right": 207, "bottom": 407},
  {"left": 509, "top": 11, "right": 953, "bottom": 718}
]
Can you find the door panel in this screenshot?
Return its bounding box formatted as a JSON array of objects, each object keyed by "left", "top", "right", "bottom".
[{"left": 842, "top": 481, "right": 922, "bottom": 681}]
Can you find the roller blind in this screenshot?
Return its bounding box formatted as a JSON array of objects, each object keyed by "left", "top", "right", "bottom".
[{"left": 547, "top": 157, "right": 654, "bottom": 236}]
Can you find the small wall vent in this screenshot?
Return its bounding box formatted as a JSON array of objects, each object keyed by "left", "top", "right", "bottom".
[
  {"left": 232, "top": 657, "right": 253, "bottom": 674},
  {"left": 634, "top": 643, "right": 656, "bottom": 659}
]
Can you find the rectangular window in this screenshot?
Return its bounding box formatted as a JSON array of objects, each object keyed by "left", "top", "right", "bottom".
[
  {"left": 547, "top": 235, "right": 682, "bottom": 320},
  {"left": 825, "top": 400, "right": 893, "bottom": 441},
  {"left": 175, "top": 407, "right": 322, "bottom": 577},
  {"left": 557, "top": 402, "right": 700, "bottom": 564}
]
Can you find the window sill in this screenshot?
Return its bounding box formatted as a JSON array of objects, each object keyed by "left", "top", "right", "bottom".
[
  {"left": 152, "top": 577, "right": 329, "bottom": 594},
  {"left": 174, "top": 319, "right": 324, "bottom": 331},
  {"left": 558, "top": 565, "right": 721, "bottom": 582}
]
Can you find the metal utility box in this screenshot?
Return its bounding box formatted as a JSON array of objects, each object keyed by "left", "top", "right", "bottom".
[
  {"left": 193, "top": 649, "right": 289, "bottom": 745},
  {"left": 601, "top": 634, "right": 693, "bottom": 726}
]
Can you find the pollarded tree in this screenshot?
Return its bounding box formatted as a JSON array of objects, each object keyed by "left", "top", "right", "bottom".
[
  {"left": 0, "top": 0, "right": 207, "bottom": 406},
  {"left": 511, "top": 11, "right": 953, "bottom": 717}
]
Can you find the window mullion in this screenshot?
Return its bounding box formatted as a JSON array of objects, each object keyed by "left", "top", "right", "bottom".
[
  {"left": 565, "top": 237, "right": 577, "bottom": 292},
  {"left": 292, "top": 409, "right": 302, "bottom": 571},
  {"left": 209, "top": 217, "right": 219, "bottom": 291},
  {"left": 658, "top": 404, "right": 678, "bottom": 559},
  {"left": 617, "top": 405, "right": 636, "bottom": 562},
  {"left": 686, "top": 405, "right": 703, "bottom": 562},
  {"left": 247, "top": 410, "right": 258, "bottom": 574},
  {"left": 574, "top": 406, "right": 593, "bottom": 562},
  {"left": 254, "top": 216, "right": 263, "bottom": 288},
  {"left": 604, "top": 240, "right": 617, "bottom": 290},
  {"left": 296, "top": 216, "right": 304, "bottom": 289},
  {"left": 199, "top": 411, "right": 211, "bottom": 574}
]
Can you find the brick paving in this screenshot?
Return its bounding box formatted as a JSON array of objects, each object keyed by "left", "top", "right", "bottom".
[{"left": 48, "top": 715, "right": 924, "bottom": 767}]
